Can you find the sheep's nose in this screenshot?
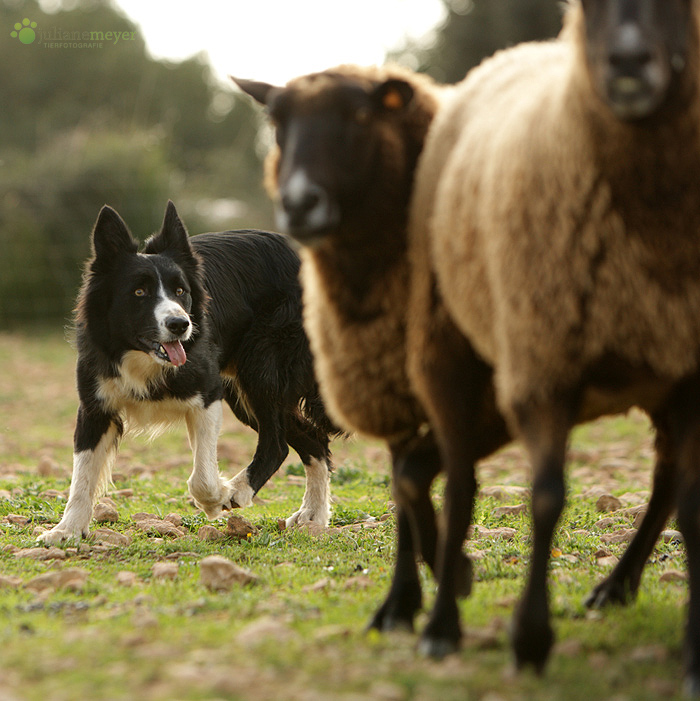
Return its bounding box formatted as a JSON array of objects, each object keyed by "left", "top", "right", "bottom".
[
  {"left": 276, "top": 171, "right": 339, "bottom": 240},
  {"left": 282, "top": 187, "right": 324, "bottom": 225},
  {"left": 608, "top": 24, "right": 653, "bottom": 78}
]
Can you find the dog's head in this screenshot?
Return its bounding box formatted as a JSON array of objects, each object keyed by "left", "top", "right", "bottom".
[{"left": 77, "top": 201, "right": 207, "bottom": 369}]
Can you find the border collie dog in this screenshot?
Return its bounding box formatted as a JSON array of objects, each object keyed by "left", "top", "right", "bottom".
[{"left": 39, "top": 201, "right": 339, "bottom": 544}]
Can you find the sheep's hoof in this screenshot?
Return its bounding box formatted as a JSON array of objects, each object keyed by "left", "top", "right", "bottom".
[
  {"left": 367, "top": 595, "right": 419, "bottom": 633},
  {"left": 511, "top": 621, "right": 553, "bottom": 675},
  {"left": 417, "top": 634, "right": 460, "bottom": 660},
  {"left": 584, "top": 577, "right": 633, "bottom": 609}
]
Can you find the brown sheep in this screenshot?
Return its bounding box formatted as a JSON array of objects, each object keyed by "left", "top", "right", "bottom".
[
  {"left": 410, "top": 0, "right": 700, "bottom": 691},
  {"left": 232, "top": 64, "right": 510, "bottom": 635}
]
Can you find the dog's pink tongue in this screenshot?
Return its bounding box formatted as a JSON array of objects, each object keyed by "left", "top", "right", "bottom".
[{"left": 163, "top": 341, "right": 187, "bottom": 367}]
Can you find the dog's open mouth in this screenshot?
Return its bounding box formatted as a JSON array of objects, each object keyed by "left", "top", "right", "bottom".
[{"left": 141, "top": 339, "right": 187, "bottom": 367}]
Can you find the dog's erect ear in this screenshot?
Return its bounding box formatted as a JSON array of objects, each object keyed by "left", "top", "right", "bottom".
[
  {"left": 144, "top": 200, "right": 193, "bottom": 259},
  {"left": 92, "top": 205, "right": 138, "bottom": 262},
  {"left": 231, "top": 76, "right": 278, "bottom": 106}
]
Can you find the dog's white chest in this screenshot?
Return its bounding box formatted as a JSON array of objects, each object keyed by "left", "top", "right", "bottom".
[{"left": 97, "top": 350, "right": 203, "bottom": 434}]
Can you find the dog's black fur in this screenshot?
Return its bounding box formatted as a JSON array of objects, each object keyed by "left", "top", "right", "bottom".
[{"left": 40, "top": 201, "right": 338, "bottom": 544}]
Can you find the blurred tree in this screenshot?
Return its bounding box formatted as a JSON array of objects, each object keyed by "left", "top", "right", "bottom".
[
  {"left": 0, "top": 0, "right": 272, "bottom": 325},
  {"left": 393, "top": 0, "right": 564, "bottom": 83}
]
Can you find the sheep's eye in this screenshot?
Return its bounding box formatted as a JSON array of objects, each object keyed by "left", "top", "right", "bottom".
[
  {"left": 134, "top": 288, "right": 146, "bottom": 297},
  {"left": 175, "top": 287, "right": 185, "bottom": 297}
]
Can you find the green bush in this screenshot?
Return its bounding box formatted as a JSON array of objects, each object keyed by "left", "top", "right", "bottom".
[{"left": 0, "top": 128, "right": 172, "bottom": 326}]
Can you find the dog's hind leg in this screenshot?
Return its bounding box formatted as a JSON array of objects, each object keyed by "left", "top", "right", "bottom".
[
  {"left": 224, "top": 399, "right": 290, "bottom": 510},
  {"left": 283, "top": 416, "right": 332, "bottom": 527},
  {"left": 186, "top": 399, "right": 235, "bottom": 519},
  {"left": 38, "top": 407, "right": 121, "bottom": 545}
]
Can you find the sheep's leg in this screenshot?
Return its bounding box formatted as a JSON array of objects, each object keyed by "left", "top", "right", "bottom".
[
  {"left": 586, "top": 418, "right": 676, "bottom": 608},
  {"left": 367, "top": 494, "right": 424, "bottom": 632},
  {"left": 665, "top": 380, "right": 700, "bottom": 696},
  {"left": 511, "top": 396, "right": 574, "bottom": 673},
  {"left": 369, "top": 436, "right": 470, "bottom": 633},
  {"left": 409, "top": 331, "right": 486, "bottom": 658}
]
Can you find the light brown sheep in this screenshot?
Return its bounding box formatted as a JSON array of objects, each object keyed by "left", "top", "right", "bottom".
[
  {"left": 409, "top": 0, "right": 700, "bottom": 690},
  {"left": 233, "top": 64, "right": 509, "bottom": 635}
]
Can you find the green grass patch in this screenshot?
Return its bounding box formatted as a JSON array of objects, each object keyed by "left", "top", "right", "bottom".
[{"left": 0, "top": 332, "right": 691, "bottom": 700}]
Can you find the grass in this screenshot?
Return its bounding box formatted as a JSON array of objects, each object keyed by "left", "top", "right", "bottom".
[{"left": 0, "top": 331, "right": 691, "bottom": 700}]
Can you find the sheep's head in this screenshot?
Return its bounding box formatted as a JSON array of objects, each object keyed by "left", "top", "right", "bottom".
[
  {"left": 232, "top": 68, "right": 429, "bottom": 248},
  {"left": 581, "top": 0, "right": 695, "bottom": 121}
]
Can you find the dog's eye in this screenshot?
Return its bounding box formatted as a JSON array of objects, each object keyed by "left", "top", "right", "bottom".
[
  {"left": 134, "top": 288, "right": 146, "bottom": 297},
  {"left": 175, "top": 287, "right": 185, "bottom": 297}
]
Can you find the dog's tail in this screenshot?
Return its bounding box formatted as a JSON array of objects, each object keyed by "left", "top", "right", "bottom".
[{"left": 299, "top": 384, "right": 348, "bottom": 462}]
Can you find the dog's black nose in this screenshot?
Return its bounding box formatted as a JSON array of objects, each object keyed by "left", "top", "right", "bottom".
[{"left": 166, "top": 316, "right": 190, "bottom": 336}]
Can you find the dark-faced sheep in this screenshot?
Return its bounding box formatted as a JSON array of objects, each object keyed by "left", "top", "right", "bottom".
[
  {"left": 410, "top": 0, "right": 700, "bottom": 691},
  {"left": 232, "top": 65, "right": 510, "bottom": 635}
]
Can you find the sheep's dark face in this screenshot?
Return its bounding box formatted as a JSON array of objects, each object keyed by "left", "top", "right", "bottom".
[
  {"left": 581, "top": 0, "right": 694, "bottom": 120},
  {"left": 232, "top": 72, "right": 414, "bottom": 247}
]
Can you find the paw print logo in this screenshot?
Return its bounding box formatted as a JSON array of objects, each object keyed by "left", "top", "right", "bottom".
[{"left": 11, "top": 18, "right": 37, "bottom": 45}]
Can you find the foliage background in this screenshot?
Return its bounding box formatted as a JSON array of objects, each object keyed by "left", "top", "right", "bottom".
[{"left": 0, "top": 0, "right": 563, "bottom": 326}]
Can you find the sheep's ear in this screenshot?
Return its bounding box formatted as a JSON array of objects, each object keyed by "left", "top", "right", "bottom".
[
  {"left": 91, "top": 205, "right": 138, "bottom": 262},
  {"left": 373, "top": 79, "right": 414, "bottom": 112},
  {"left": 145, "top": 200, "right": 192, "bottom": 259},
  {"left": 231, "top": 76, "right": 278, "bottom": 105}
]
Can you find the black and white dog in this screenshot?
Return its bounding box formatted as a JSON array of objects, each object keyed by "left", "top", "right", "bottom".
[{"left": 39, "top": 201, "right": 339, "bottom": 544}]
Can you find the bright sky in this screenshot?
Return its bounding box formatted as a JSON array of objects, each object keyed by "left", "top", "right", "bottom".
[{"left": 112, "top": 0, "right": 446, "bottom": 86}]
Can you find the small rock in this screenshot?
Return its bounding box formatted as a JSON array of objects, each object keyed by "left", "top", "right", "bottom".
[
  {"left": 131, "top": 512, "right": 158, "bottom": 522},
  {"left": 197, "top": 525, "right": 225, "bottom": 542},
  {"left": 25, "top": 568, "right": 88, "bottom": 593},
  {"left": 39, "top": 489, "right": 66, "bottom": 501},
  {"left": 600, "top": 528, "right": 636, "bottom": 544},
  {"left": 492, "top": 503, "right": 527, "bottom": 518},
  {"left": 593, "top": 517, "right": 617, "bottom": 529},
  {"left": 342, "top": 575, "right": 372, "bottom": 590},
  {"left": 236, "top": 616, "right": 295, "bottom": 647},
  {"left": 110, "top": 488, "right": 134, "bottom": 498},
  {"left": 660, "top": 569, "right": 687, "bottom": 583},
  {"left": 0, "top": 489, "right": 11, "bottom": 500},
  {"left": 37, "top": 455, "right": 60, "bottom": 477},
  {"left": 164, "top": 513, "right": 182, "bottom": 527},
  {"left": 116, "top": 570, "right": 139, "bottom": 586},
  {"left": 200, "top": 555, "right": 258, "bottom": 591},
  {"left": 629, "top": 644, "right": 668, "bottom": 663},
  {"left": 14, "top": 547, "right": 67, "bottom": 561},
  {"left": 479, "top": 485, "right": 531, "bottom": 501},
  {"left": 226, "top": 514, "right": 258, "bottom": 540},
  {"left": 91, "top": 528, "right": 132, "bottom": 547},
  {"left": 632, "top": 508, "right": 648, "bottom": 529},
  {"left": 597, "top": 555, "right": 620, "bottom": 568},
  {"left": 134, "top": 518, "right": 186, "bottom": 538},
  {"left": 277, "top": 518, "right": 287, "bottom": 532},
  {"left": 0, "top": 575, "right": 22, "bottom": 589},
  {"left": 7, "top": 514, "right": 29, "bottom": 526},
  {"left": 303, "top": 577, "right": 334, "bottom": 593},
  {"left": 93, "top": 502, "right": 119, "bottom": 524},
  {"left": 152, "top": 562, "right": 178, "bottom": 580},
  {"left": 471, "top": 526, "right": 517, "bottom": 540},
  {"left": 596, "top": 494, "right": 623, "bottom": 512},
  {"left": 661, "top": 529, "right": 683, "bottom": 544}
]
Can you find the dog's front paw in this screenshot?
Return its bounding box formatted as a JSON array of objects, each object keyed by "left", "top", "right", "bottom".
[
  {"left": 190, "top": 471, "right": 254, "bottom": 520},
  {"left": 37, "top": 523, "right": 87, "bottom": 545}
]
